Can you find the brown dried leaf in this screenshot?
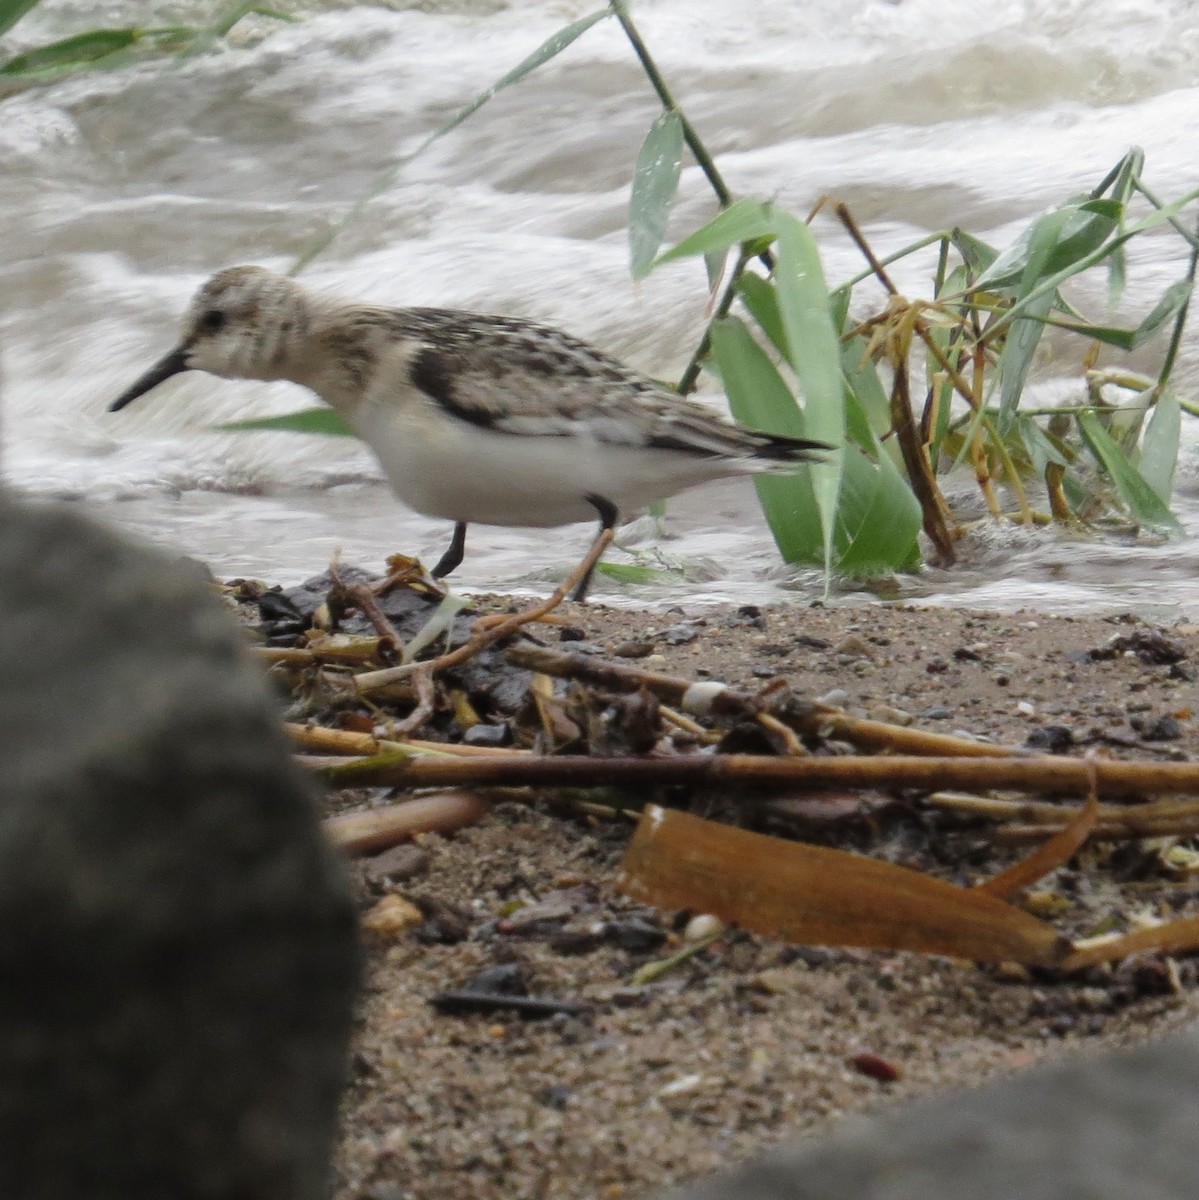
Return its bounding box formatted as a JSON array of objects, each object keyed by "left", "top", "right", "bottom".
[{"left": 616, "top": 806, "right": 1069, "bottom": 967}]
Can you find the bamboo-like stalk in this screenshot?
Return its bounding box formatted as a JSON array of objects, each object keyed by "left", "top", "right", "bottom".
[
  {"left": 317, "top": 749, "right": 1199, "bottom": 799},
  {"left": 285, "top": 721, "right": 528, "bottom": 759}
]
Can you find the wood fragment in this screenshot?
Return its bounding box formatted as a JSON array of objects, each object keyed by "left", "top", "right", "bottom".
[
  {"left": 314, "top": 749, "right": 1199, "bottom": 799},
  {"left": 323, "top": 791, "right": 492, "bottom": 854}
]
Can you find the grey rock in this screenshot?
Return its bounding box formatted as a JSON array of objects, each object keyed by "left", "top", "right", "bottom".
[
  {"left": 0, "top": 496, "right": 360, "bottom": 1200},
  {"left": 660, "top": 1028, "right": 1199, "bottom": 1200}
]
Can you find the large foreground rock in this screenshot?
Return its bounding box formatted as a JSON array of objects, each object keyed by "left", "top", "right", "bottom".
[
  {"left": 662, "top": 1026, "right": 1199, "bottom": 1200},
  {"left": 0, "top": 496, "right": 360, "bottom": 1199}
]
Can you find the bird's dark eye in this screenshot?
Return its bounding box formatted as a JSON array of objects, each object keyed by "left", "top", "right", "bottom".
[{"left": 198, "top": 309, "right": 226, "bottom": 333}]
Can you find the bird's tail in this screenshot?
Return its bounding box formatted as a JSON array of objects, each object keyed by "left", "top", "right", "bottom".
[{"left": 749, "top": 431, "right": 834, "bottom": 466}]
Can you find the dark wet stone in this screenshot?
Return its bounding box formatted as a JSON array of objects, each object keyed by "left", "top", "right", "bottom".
[
  {"left": 612, "top": 640, "right": 656, "bottom": 658},
  {"left": 362, "top": 843, "right": 429, "bottom": 887},
  {"left": 1025, "top": 724, "right": 1075, "bottom": 752},
  {"left": 1141, "top": 715, "right": 1183, "bottom": 742},
  {"left": 549, "top": 920, "right": 607, "bottom": 955},
  {"left": 661, "top": 623, "right": 699, "bottom": 646},
  {"left": 535, "top": 1083, "right": 573, "bottom": 1109},
  {"left": 411, "top": 894, "right": 472, "bottom": 944},
  {"left": 464, "top": 963, "right": 528, "bottom": 997},
  {"left": 1091, "top": 630, "right": 1187, "bottom": 665},
  {"left": 607, "top": 918, "right": 668, "bottom": 954},
  {"left": 462, "top": 721, "right": 513, "bottom": 747},
  {"left": 256, "top": 587, "right": 307, "bottom": 624}
]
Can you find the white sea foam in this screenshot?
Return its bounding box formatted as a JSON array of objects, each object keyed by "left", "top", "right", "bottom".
[{"left": 2, "top": 0, "right": 1197, "bottom": 612}]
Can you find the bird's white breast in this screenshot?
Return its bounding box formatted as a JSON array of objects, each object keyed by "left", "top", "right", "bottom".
[{"left": 349, "top": 390, "right": 736, "bottom": 529}]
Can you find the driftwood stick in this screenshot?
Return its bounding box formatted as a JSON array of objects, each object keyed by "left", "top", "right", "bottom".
[
  {"left": 316, "top": 750, "right": 1199, "bottom": 798},
  {"left": 505, "top": 642, "right": 1018, "bottom": 759},
  {"left": 324, "top": 791, "right": 492, "bottom": 854},
  {"left": 284, "top": 721, "right": 527, "bottom": 759}
]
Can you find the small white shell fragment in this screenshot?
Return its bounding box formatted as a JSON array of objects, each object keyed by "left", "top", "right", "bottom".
[
  {"left": 683, "top": 913, "right": 725, "bottom": 943},
  {"left": 658, "top": 1073, "right": 704, "bottom": 1099}
]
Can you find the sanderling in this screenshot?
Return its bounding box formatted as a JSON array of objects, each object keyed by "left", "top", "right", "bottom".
[{"left": 109, "top": 266, "right": 828, "bottom": 596}]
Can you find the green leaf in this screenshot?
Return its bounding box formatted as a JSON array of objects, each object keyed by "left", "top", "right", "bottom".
[
  {"left": 629, "top": 110, "right": 684, "bottom": 279},
  {"left": 655, "top": 197, "right": 776, "bottom": 266},
  {"left": 950, "top": 228, "right": 998, "bottom": 279},
  {"left": 710, "top": 316, "right": 822, "bottom": 563},
  {"left": 974, "top": 198, "right": 1122, "bottom": 293},
  {"left": 989, "top": 186, "right": 1199, "bottom": 338},
  {"left": 833, "top": 441, "right": 923, "bottom": 573},
  {"left": 735, "top": 271, "right": 786, "bottom": 358},
  {"left": 995, "top": 289, "right": 1054, "bottom": 430},
  {"left": 1076, "top": 411, "right": 1183, "bottom": 535},
  {"left": 1017, "top": 416, "right": 1070, "bottom": 476},
  {"left": 770, "top": 210, "right": 845, "bottom": 578},
  {"left": 1138, "top": 391, "right": 1181, "bottom": 505},
  {"left": 1, "top": 28, "right": 138, "bottom": 73},
  {"left": 1047, "top": 279, "right": 1193, "bottom": 351},
  {"left": 594, "top": 561, "right": 678, "bottom": 585},
  {"left": 711, "top": 317, "right": 918, "bottom": 574},
  {"left": 211, "top": 408, "right": 357, "bottom": 437},
  {"left": 0, "top": 0, "right": 40, "bottom": 38}
]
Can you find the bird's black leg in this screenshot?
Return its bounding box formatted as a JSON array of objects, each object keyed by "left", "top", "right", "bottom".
[
  {"left": 572, "top": 495, "right": 619, "bottom": 603},
  {"left": 431, "top": 522, "right": 467, "bottom": 579}
]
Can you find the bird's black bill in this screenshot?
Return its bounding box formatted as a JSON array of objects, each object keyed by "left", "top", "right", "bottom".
[{"left": 108, "top": 345, "right": 191, "bottom": 412}]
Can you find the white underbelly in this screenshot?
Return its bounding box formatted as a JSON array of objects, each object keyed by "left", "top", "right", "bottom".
[{"left": 351, "top": 401, "right": 736, "bottom": 528}]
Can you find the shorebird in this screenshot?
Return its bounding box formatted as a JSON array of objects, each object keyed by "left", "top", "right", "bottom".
[{"left": 109, "top": 266, "right": 828, "bottom": 597}]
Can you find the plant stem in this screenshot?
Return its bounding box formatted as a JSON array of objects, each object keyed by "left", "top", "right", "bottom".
[
  {"left": 1155, "top": 203, "right": 1199, "bottom": 398},
  {"left": 610, "top": 1, "right": 733, "bottom": 208},
  {"left": 675, "top": 250, "right": 752, "bottom": 395}
]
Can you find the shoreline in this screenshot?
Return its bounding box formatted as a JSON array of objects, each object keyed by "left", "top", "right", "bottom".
[{"left": 256, "top": 586, "right": 1199, "bottom": 1200}]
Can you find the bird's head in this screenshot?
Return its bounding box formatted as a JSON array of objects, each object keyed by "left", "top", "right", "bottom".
[{"left": 109, "top": 266, "right": 312, "bottom": 411}]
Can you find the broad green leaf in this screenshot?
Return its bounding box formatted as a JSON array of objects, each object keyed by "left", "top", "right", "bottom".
[
  {"left": 1017, "top": 416, "right": 1070, "bottom": 476},
  {"left": 1076, "top": 411, "right": 1183, "bottom": 535},
  {"left": 1047, "top": 279, "right": 1193, "bottom": 351},
  {"left": 950, "top": 228, "right": 998, "bottom": 278},
  {"left": 1095, "top": 147, "right": 1144, "bottom": 205},
  {"left": 1139, "top": 391, "right": 1181, "bottom": 504},
  {"left": 736, "top": 271, "right": 786, "bottom": 358},
  {"left": 655, "top": 197, "right": 776, "bottom": 266},
  {"left": 990, "top": 186, "right": 1199, "bottom": 338},
  {"left": 629, "top": 110, "right": 684, "bottom": 279},
  {"left": 1, "top": 28, "right": 138, "bottom": 73},
  {"left": 833, "top": 443, "right": 922, "bottom": 573},
  {"left": 0, "top": 0, "right": 40, "bottom": 38},
  {"left": 841, "top": 333, "right": 890, "bottom": 441},
  {"left": 710, "top": 316, "right": 821, "bottom": 563},
  {"left": 996, "top": 289, "right": 1054, "bottom": 429},
  {"left": 973, "top": 198, "right": 1122, "bottom": 293},
  {"left": 292, "top": 8, "right": 610, "bottom": 271},
  {"left": 770, "top": 209, "right": 845, "bottom": 579},
  {"left": 212, "top": 408, "right": 357, "bottom": 437},
  {"left": 594, "top": 561, "right": 678, "bottom": 585},
  {"left": 711, "top": 317, "right": 917, "bottom": 573}
]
